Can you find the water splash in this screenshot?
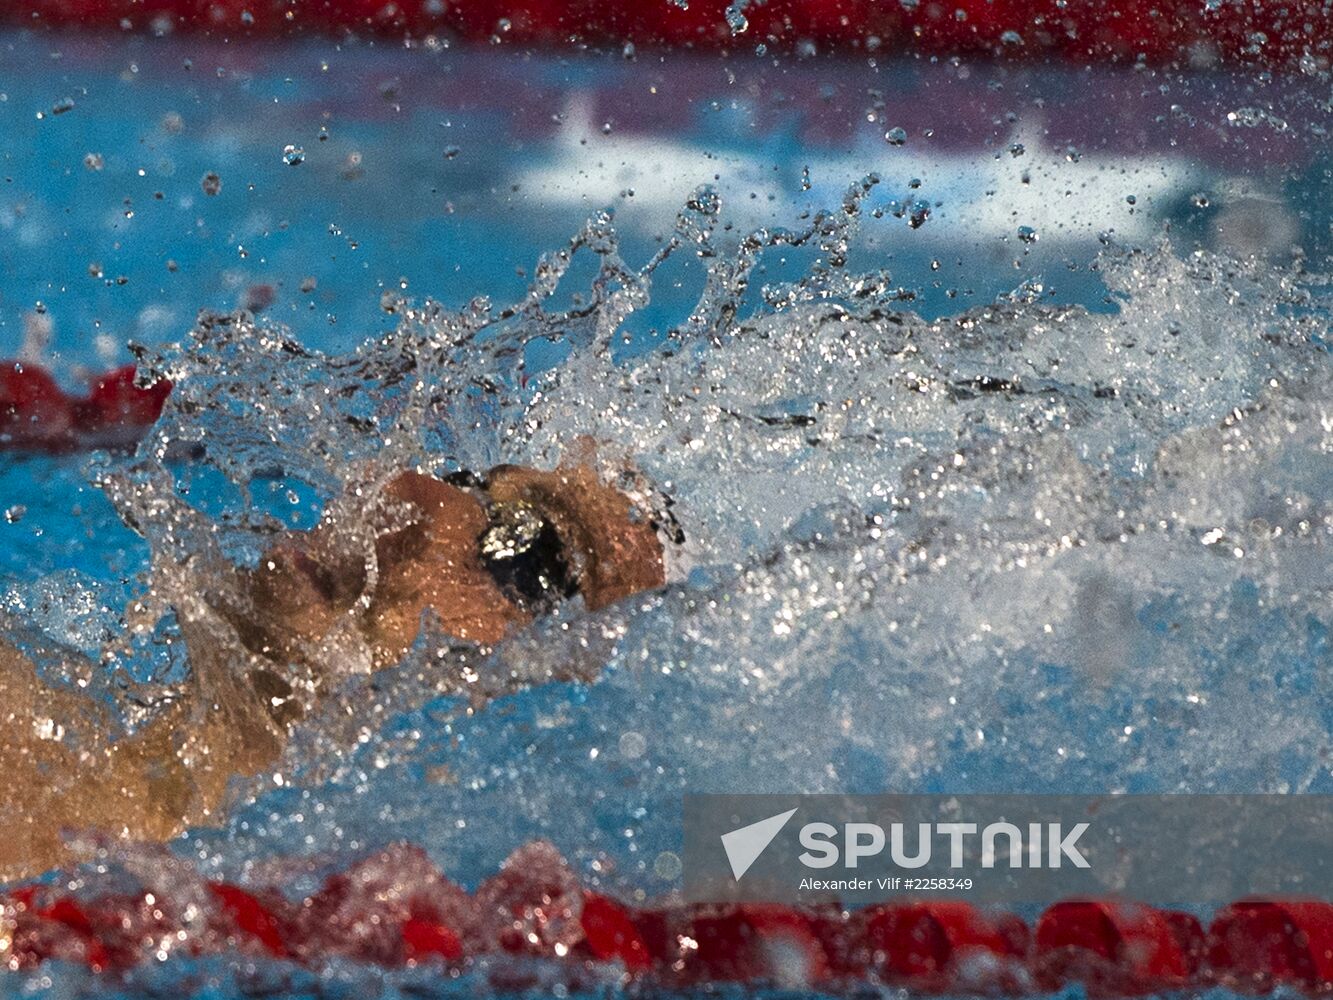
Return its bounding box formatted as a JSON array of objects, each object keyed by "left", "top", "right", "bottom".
[{"left": 1, "top": 180, "right": 1330, "bottom": 990}]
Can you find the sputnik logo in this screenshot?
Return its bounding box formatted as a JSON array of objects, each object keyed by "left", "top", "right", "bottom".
[{"left": 720, "top": 807, "right": 798, "bottom": 881}]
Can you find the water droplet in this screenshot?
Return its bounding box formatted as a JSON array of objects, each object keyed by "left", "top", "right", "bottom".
[
  {"left": 1017, "top": 225, "right": 1039, "bottom": 243},
  {"left": 1126, "top": 194, "right": 1137, "bottom": 205},
  {"left": 1191, "top": 192, "right": 1211, "bottom": 208},
  {"left": 443, "top": 145, "right": 460, "bottom": 160},
  {"left": 51, "top": 97, "right": 75, "bottom": 115},
  {"left": 5, "top": 505, "right": 26, "bottom": 524},
  {"left": 1008, "top": 142, "right": 1026, "bottom": 157},
  {"left": 654, "top": 852, "right": 682, "bottom": 879},
  {"left": 83, "top": 152, "right": 104, "bottom": 171},
  {"left": 725, "top": 0, "right": 750, "bottom": 34},
  {"left": 201, "top": 172, "right": 222, "bottom": 196},
  {"left": 282, "top": 144, "right": 305, "bottom": 166},
  {"left": 619, "top": 731, "right": 647, "bottom": 758},
  {"left": 884, "top": 126, "right": 907, "bottom": 146},
  {"left": 999, "top": 29, "right": 1024, "bottom": 45}
]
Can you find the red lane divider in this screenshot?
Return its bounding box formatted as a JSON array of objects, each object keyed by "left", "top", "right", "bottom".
[
  {"left": 6, "top": 0, "right": 1331, "bottom": 68},
  {"left": 1209, "top": 900, "right": 1333, "bottom": 993},
  {"left": 4, "top": 841, "right": 1333, "bottom": 992},
  {"left": 0, "top": 361, "right": 171, "bottom": 454},
  {"left": 206, "top": 883, "right": 290, "bottom": 959},
  {"left": 1034, "top": 900, "right": 1202, "bottom": 995},
  {"left": 687, "top": 903, "right": 832, "bottom": 985},
  {"left": 577, "top": 894, "right": 651, "bottom": 971},
  {"left": 861, "top": 899, "right": 1030, "bottom": 992}
]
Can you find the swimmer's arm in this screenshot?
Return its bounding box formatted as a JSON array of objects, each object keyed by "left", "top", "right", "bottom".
[{"left": 0, "top": 638, "right": 280, "bottom": 883}]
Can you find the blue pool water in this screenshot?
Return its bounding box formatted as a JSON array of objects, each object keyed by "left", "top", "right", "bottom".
[
  {"left": 1, "top": 27, "right": 1331, "bottom": 998},
  {"left": 5, "top": 33, "right": 1329, "bottom": 360}
]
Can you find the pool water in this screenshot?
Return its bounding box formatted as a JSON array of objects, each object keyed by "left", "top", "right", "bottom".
[{"left": 0, "top": 27, "right": 1331, "bottom": 998}]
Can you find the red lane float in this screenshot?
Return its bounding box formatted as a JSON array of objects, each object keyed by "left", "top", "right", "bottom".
[
  {"left": 6, "top": 0, "right": 1331, "bottom": 69},
  {"left": 0, "top": 361, "right": 170, "bottom": 454},
  {"left": 5, "top": 893, "right": 111, "bottom": 971},
  {"left": 685, "top": 903, "right": 832, "bottom": 986},
  {"left": 6, "top": 842, "right": 1333, "bottom": 993},
  {"left": 206, "top": 883, "right": 291, "bottom": 959},
  {"left": 1035, "top": 900, "right": 1202, "bottom": 995},
  {"left": 295, "top": 842, "right": 473, "bottom": 965},
  {"left": 1208, "top": 899, "right": 1333, "bottom": 992},
  {"left": 577, "top": 894, "right": 651, "bottom": 971},
  {"left": 861, "top": 900, "right": 1030, "bottom": 992}
]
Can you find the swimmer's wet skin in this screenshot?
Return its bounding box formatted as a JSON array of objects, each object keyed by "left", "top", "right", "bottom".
[{"left": 0, "top": 464, "right": 666, "bottom": 882}]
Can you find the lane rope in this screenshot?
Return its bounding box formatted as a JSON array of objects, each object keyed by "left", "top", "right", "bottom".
[
  {"left": 6, "top": 0, "right": 1330, "bottom": 68},
  {"left": 0, "top": 361, "right": 170, "bottom": 454},
  {"left": 4, "top": 841, "right": 1331, "bottom": 993}
]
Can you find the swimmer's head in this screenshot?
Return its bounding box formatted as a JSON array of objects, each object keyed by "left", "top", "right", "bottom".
[
  {"left": 234, "top": 462, "right": 671, "bottom": 673},
  {"left": 480, "top": 463, "right": 667, "bottom": 612}
]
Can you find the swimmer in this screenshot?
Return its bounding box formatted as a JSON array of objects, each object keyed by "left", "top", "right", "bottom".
[{"left": 0, "top": 461, "right": 670, "bottom": 882}]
